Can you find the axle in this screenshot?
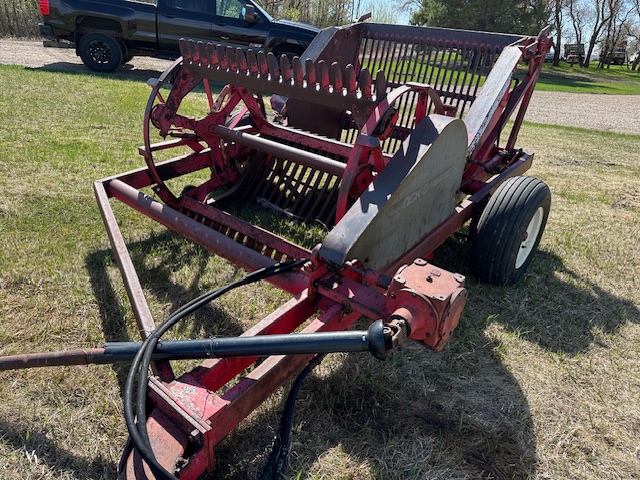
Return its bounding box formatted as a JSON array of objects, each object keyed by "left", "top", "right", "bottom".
[{"left": 0, "top": 321, "right": 389, "bottom": 371}]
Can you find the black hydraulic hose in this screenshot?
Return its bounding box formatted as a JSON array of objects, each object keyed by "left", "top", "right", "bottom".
[
  {"left": 259, "top": 354, "right": 325, "bottom": 480},
  {"left": 123, "top": 259, "right": 308, "bottom": 480}
]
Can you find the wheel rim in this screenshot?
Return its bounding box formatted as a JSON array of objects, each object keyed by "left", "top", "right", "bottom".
[
  {"left": 88, "top": 40, "right": 112, "bottom": 65},
  {"left": 515, "top": 206, "right": 544, "bottom": 269}
]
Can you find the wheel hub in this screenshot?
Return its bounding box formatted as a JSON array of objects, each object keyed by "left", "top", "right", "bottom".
[
  {"left": 516, "top": 205, "right": 544, "bottom": 269},
  {"left": 89, "top": 41, "right": 111, "bottom": 64}
]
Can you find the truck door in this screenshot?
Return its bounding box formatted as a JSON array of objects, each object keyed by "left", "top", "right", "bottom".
[
  {"left": 157, "top": 0, "right": 215, "bottom": 53},
  {"left": 211, "top": 0, "right": 266, "bottom": 50}
]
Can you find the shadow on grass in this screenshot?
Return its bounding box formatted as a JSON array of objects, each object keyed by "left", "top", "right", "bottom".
[
  {"left": 538, "top": 70, "right": 598, "bottom": 89},
  {"left": 207, "top": 241, "right": 638, "bottom": 479},
  {"left": 29, "top": 61, "right": 228, "bottom": 94},
  {"left": 476, "top": 258, "right": 637, "bottom": 356},
  {"left": 0, "top": 419, "right": 116, "bottom": 479},
  {"left": 85, "top": 229, "right": 246, "bottom": 391},
  {"left": 81, "top": 226, "right": 638, "bottom": 479},
  {"left": 432, "top": 238, "right": 639, "bottom": 356},
  {"left": 207, "top": 342, "right": 537, "bottom": 480},
  {"left": 30, "top": 61, "right": 166, "bottom": 82}
]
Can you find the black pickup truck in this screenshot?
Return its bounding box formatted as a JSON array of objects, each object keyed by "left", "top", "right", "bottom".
[{"left": 38, "top": 0, "right": 319, "bottom": 72}]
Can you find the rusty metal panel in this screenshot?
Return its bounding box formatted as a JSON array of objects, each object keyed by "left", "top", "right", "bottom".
[{"left": 319, "top": 114, "right": 468, "bottom": 270}]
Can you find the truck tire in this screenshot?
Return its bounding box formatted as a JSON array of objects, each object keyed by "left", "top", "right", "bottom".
[
  {"left": 273, "top": 45, "right": 305, "bottom": 61},
  {"left": 78, "top": 32, "right": 123, "bottom": 73},
  {"left": 470, "top": 176, "right": 551, "bottom": 286}
]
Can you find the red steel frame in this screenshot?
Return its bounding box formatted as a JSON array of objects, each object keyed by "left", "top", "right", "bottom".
[{"left": 93, "top": 22, "right": 552, "bottom": 479}]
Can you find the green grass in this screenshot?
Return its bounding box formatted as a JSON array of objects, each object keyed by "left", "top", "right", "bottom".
[
  {"left": 365, "top": 49, "right": 640, "bottom": 95},
  {"left": 533, "top": 61, "right": 640, "bottom": 94},
  {"left": 0, "top": 64, "right": 639, "bottom": 480}
]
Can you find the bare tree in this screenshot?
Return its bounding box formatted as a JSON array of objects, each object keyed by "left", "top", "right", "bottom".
[
  {"left": 550, "top": 0, "right": 567, "bottom": 65},
  {"left": 631, "top": 0, "right": 640, "bottom": 68},
  {"left": 263, "top": 0, "right": 355, "bottom": 27},
  {"left": 567, "top": 0, "right": 614, "bottom": 67},
  {"left": 567, "top": 0, "right": 589, "bottom": 65},
  {"left": 598, "top": 0, "right": 634, "bottom": 67},
  {"left": 355, "top": 0, "right": 401, "bottom": 23}
]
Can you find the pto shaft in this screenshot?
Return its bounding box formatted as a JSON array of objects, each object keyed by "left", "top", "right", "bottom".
[{"left": 0, "top": 321, "right": 387, "bottom": 371}]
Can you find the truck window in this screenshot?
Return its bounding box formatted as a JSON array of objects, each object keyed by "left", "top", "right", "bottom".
[
  {"left": 216, "top": 0, "right": 244, "bottom": 18},
  {"left": 166, "top": 0, "right": 211, "bottom": 14}
]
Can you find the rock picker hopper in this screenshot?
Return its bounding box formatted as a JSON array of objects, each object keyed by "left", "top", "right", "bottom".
[{"left": 2, "top": 21, "right": 552, "bottom": 479}]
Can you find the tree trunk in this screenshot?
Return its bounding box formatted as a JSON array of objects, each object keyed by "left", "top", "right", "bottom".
[{"left": 552, "top": 0, "right": 563, "bottom": 67}]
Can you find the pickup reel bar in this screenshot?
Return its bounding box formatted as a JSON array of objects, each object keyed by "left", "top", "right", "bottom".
[{"left": 1, "top": 20, "right": 552, "bottom": 479}]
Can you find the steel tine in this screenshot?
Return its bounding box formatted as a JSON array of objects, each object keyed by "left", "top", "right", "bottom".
[
  {"left": 257, "top": 157, "right": 279, "bottom": 199},
  {"left": 280, "top": 55, "right": 291, "bottom": 84},
  {"left": 246, "top": 50, "right": 259, "bottom": 76},
  {"left": 236, "top": 47, "right": 248, "bottom": 74},
  {"left": 407, "top": 36, "right": 423, "bottom": 83},
  {"left": 456, "top": 42, "right": 475, "bottom": 113},
  {"left": 374, "top": 70, "right": 387, "bottom": 100},
  {"left": 216, "top": 45, "right": 227, "bottom": 70},
  {"left": 359, "top": 67, "right": 372, "bottom": 99},
  {"left": 318, "top": 60, "right": 329, "bottom": 91},
  {"left": 189, "top": 40, "right": 199, "bottom": 65},
  {"left": 289, "top": 165, "right": 317, "bottom": 214},
  {"left": 274, "top": 161, "right": 303, "bottom": 206},
  {"left": 303, "top": 170, "right": 329, "bottom": 223},
  {"left": 305, "top": 59, "right": 316, "bottom": 86},
  {"left": 294, "top": 166, "right": 322, "bottom": 217},
  {"left": 185, "top": 39, "right": 197, "bottom": 63},
  {"left": 208, "top": 42, "right": 219, "bottom": 68},
  {"left": 388, "top": 35, "right": 407, "bottom": 87},
  {"left": 180, "top": 39, "right": 189, "bottom": 62},
  {"left": 226, "top": 46, "right": 237, "bottom": 71},
  {"left": 316, "top": 174, "right": 340, "bottom": 225},
  {"left": 198, "top": 41, "right": 209, "bottom": 67},
  {"left": 296, "top": 166, "right": 328, "bottom": 218},
  {"left": 267, "top": 52, "right": 280, "bottom": 80},
  {"left": 292, "top": 57, "right": 304, "bottom": 86},
  {"left": 345, "top": 64, "right": 356, "bottom": 96},
  {"left": 179, "top": 38, "right": 188, "bottom": 59},
  {"left": 257, "top": 51, "right": 269, "bottom": 76},
  {"left": 193, "top": 39, "right": 202, "bottom": 64},
  {"left": 379, "top": 34, "right": 393, "bottom": 82},
  {"left": 265, "top": 158, "right": 289, "bottom": 202},
  {"left": 331, "top": 62, "right": 343, "bottom": 93}
]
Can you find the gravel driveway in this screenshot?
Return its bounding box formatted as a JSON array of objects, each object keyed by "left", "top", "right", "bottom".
[{"left": 2, "top": 39, "right": 639, "bottom": 135}]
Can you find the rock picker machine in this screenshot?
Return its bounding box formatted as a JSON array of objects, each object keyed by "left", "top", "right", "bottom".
[{"left": 1, "top": 21, "right": 552, "bottom": 479}]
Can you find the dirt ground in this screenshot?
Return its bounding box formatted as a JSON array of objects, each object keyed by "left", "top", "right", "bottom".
[{"left": 1, "top": 38, "right": 639, "bottom": 135}]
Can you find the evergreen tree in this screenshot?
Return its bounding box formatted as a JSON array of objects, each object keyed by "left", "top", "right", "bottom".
[{"left": 410, "top": 0, "right": 550, "bottom": 35}]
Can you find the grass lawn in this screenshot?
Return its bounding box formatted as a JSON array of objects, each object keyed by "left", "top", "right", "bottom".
[
  {"left": 0, "top": 64, "right": 638, "bottom": 479},
  {"left": 534, "top": 61, "right": 640, "bottom": 94}
]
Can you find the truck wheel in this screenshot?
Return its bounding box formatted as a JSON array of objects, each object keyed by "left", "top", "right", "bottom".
[
  {"left": 273, "top": 46, "right": 304, "bottom": 62},
  {"left": 470, "top": 176, "right": 551, "bottom": 286},
  {"left": 79, "top": 32, "right": 123, "bottom": 73}
]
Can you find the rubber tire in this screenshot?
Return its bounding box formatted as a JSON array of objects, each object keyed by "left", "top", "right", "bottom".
[
  {"left": 79, "top": 32, "right": 123, "bottom": 73},
  {"left": 272, "top": 46, "right": 304, "bottom": 62},
  {"left": 470, "top": 176, "right": 551, "bottom": 286}
]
